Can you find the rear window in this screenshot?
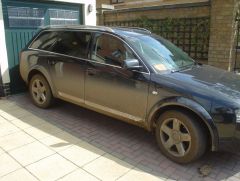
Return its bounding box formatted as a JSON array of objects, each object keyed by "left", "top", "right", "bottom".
[{"left": 30, "top": 31, "right": 58, "bottom": 51}]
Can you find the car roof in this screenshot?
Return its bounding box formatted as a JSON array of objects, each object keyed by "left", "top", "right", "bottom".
[{"left": 42, "top": 25, "right": 151, "bottom": 37}]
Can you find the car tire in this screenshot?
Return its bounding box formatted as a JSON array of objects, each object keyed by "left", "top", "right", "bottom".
[
  {"left": 155, "top": 110, "right": 207, "bottom": 164},
  {"left": 29, "top": 74, "right": 54, "bottom": 108}
]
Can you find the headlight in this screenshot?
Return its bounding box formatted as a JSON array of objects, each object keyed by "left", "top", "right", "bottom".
[{"left": 236, "top": 110, "right": 240, "bottom": 123}]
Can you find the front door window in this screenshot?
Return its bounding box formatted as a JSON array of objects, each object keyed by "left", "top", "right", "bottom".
[{"left": 91, "top": 33, "right": 136, "bottom": 66}]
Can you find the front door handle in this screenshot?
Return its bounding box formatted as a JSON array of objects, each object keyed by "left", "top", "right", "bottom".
[{"left": 87, "top": 68, "right": 97, "bottom": 76}]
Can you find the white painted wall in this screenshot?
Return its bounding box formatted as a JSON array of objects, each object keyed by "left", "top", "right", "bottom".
[
  {"left": 0, "top": 1, "right": 10, "bottom": 84},
  {"left": 0, "top": 0, "right": 96, "bottom": 85},
  {"left": 50, "top": 0, "right": 96, "bottom": 25}
]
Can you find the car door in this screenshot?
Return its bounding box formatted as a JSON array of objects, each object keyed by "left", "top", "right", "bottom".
[
  {"left": 85, "top": 32, "right": 150, "bottom": 123},
  {"left": 48, "top": 30, "right": 91, "bottom": 105}
]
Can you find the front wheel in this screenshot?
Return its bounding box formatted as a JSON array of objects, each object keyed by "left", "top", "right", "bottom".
[
  {"left": 155, "top": 110, "right": 207, "bottom": 164},
  {"left": 29, "top": 74, "right": 54, "bottom": 108}
]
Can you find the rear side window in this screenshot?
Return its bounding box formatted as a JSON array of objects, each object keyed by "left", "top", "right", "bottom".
[
  {"left": 30, "top": 31, "right": 58, "bottom": 51},
  {"left": 51, "top": 31, "right": 91, "bottom": 59}
]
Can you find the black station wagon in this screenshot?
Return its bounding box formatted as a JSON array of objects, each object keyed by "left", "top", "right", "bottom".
[{"left": 20, "top": 25, "right": 240, "bottom": 163}]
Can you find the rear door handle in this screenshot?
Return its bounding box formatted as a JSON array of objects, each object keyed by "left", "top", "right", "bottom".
[
  {"left": 87, "top": 68, "right": 97, "bottom": 76},
  {"left": 39, "top": 53, "right": 57, "bottom": 58},
  {"left": 48, "top": 60, "right": 56, "bottom": 65}
]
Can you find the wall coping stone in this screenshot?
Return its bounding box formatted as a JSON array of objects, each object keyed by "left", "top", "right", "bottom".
[{"left": 103, "top": 1, "right": 210, "bottom": 14}]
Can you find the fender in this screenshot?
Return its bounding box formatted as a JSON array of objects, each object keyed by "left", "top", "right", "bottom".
[
  {"left": 28, "top": 65, "right": 57, "bottom": 97},
  {"left": 146, "top": 96, "right": 219, "bottom": 151}
]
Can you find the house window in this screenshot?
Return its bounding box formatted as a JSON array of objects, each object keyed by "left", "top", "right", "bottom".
[
  {"left": 7, "top": 6, "right": 45, "bottom": 28},
  {"left": 49, "top": 9, "right": 79, "bottom": 25},
  {"left": 111, "top": 0, "right": 124, "bottom": 4}
]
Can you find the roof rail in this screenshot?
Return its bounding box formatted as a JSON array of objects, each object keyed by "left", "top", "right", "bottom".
[
  {"left": 40, "top": 24, "right": 80, "bottom": 29},
  {"left": 128, "top": 27, "right": 152, "bottom": 34},
  {"left": 39, "top": 25, "right": 114, "bottom": 33},
  {"left": 115, "top": 27, "right": 152, "bottom": 34},
  {"left": 39, "top": 25, "right": 151, "bottom": 34}
]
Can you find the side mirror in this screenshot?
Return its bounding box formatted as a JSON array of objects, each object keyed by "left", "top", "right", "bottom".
[{"left": 122, "top": 59, "right": 142, "bottom": 71}]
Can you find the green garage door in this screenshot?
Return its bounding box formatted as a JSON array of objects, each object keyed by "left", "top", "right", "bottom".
[{"left": 2, "top": 0, "right": 83, "bottom": 93}]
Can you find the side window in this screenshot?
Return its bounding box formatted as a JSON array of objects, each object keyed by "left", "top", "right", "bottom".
[
  {"left": 30, "top": 31, "right": 58, "bottom": 51},
  {"left": 91, "top": 33, "right": 136, "bottom": 66},
  {"left": 51, "top": 31, "right": 91, "bottom": 59}
]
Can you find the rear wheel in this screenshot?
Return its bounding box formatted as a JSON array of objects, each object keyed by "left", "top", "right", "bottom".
[
  {"left": 155, "top": 110, "right": 207, "bottom": 164},
  {"left": 29, "top": 74, "right": 54, "bottom": 108}
]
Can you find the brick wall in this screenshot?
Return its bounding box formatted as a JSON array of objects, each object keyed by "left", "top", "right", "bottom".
[
  {"left": 102, "top": 3, "right": 210, "bottom": 23},
  {"left": 208, "top": 0, "right": 240, "bottom": 70},
  {"left": 236, "top": 51, "right": 240, "bottom": 69},
  {"left": 115, "top": 0, "right": 209, "bottom": 9},
  {"left": 97, "top": 0, "right": 209, "bottom": 9},
  {"left": 97, "top": 0, "right": 110, "bottom": 8}
]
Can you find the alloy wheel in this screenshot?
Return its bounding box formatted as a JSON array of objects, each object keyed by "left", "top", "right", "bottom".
[
  {"left": 160, "top": 118, "right": 191, "bottom": 157},
  {"left": 31, "top": 79, "right": 47, "bottom": 104}
]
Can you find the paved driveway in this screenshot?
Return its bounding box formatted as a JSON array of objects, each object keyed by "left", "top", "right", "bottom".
[{"left": 0, "top": 94, "right": 240, "bottom": 181}]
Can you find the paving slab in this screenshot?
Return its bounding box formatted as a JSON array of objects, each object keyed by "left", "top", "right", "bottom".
[
  {"left": 0, "top": 168, "right": 38, "bottom": 181},
  {"left": 58, "top": 168, "right": 99, "bottom": 181},
  {"left": 83, "top": 153, "right": 134, "bottom": 180},
  {"left": 26, "top": 154, "right": 77, "bottom": 181},
  {"left": 9, "top": 141, "right": 55, "bottom": 166},
  {"left": 0, "top": 131, "right": 35, "bottom": 151},
  {"left": 0, "top": 153, "right": 21, "bottom": 177}
]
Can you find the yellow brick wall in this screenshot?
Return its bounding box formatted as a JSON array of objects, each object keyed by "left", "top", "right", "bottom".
[
  {"left": 235, "top": 52, "right": 240, "bottom": 69},
  {"left": 103, "top": 5, "right": 209, "bottom": 23},
  {"left": 97, "top": 0, "right": 110, "bottom": 8},
  {"left": 208, "top": 0, "right": 240, "bottom": 70},
  {"left": 97, "top": 0, "right": 209, "bottom": 9}
]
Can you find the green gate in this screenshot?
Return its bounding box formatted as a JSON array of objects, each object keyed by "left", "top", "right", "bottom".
[{"left": 2, "top": 0, "right": 83, "bottom": 93}]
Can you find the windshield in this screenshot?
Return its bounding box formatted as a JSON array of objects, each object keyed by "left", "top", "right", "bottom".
[{"left": 127, "top": 34, "right": 195, "bottom": 72}]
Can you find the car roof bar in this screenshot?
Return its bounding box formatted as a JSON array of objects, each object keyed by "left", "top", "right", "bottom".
[
  {"left": 40, "top": 25, "right": 115, "bottom": 32},
  {"left": 115, "top": 27, "right": 152, "bottom": 34}
]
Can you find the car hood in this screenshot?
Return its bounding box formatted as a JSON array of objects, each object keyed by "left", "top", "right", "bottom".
[{"left": 153, "top": 65, "right": 240, "bottom": 104}]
